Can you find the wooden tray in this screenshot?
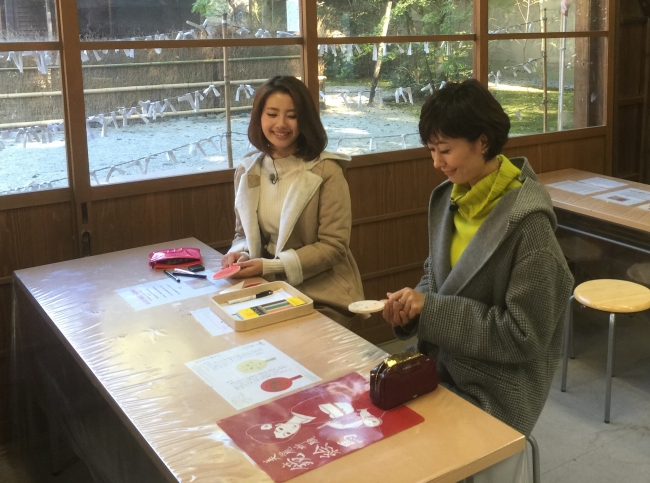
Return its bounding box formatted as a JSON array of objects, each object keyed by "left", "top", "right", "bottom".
[{"left": 210, "top": 281, "right": 314, "bottom": 331}]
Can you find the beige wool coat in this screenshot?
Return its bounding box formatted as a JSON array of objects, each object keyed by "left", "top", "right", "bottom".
[{"left": 229, "top": 151, "right": 364, "bottom": 323}]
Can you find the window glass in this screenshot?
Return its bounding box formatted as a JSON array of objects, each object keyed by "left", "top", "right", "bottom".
[
  {"left": 1, "top": 0, "right": 58, "bottom": 41},
  {"left": 488, "top": 0, "right": 607, "bottom": 34},
  {"left": 77, "top": 0, "right": 301, "bottom": 41},
  {"left": 320, "top": 41, "right": 473, "bottom": 155},
  {"left": 488, "top": 37, "right": 606, "bottom": 135},
  {"left": 0, "top": 49, "right": 67, "bottom": 195},
  {"left": 82, "top": 46, "right": 301, "bottom": 185},
  {"left": 319, "top": 0, "right": 473, "bottom": 38}
]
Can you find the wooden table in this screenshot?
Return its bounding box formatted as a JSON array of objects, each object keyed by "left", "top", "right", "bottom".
[
  {"left": 538, "top": 169, "right": 650, "bottom": 284},
  {"left": 12, "top": 238, "right": 524, "bottom": 483},
  {"left": 538, "top": 169, "right": 650, "bottom": 235}
]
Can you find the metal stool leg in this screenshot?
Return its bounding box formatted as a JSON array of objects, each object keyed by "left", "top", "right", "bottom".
[
  {"left": 527, "top": 434, "right": 541, "bottom": 483},
  {"left": 605, "top": 313, "right": 616, "bottom": 423},
  {"left": 561, "top": 295, "right": 573, "bottom": 392}
]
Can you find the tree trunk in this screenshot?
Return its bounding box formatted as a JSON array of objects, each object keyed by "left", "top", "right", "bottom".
[{"left": 369, "top": 1, "right": 392, "bottom": 104}]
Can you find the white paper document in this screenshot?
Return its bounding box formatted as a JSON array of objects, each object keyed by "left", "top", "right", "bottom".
[
  {"left": 116, "top": 270, "right": 231, "bottom": 310},
  {"left": 592, "top": 190, "right": 647, "bottom": 206},
  {"left": 580, "top": 177, "right": 627, "bottom": 189},
  {"left": 547, "top": 180, "right": 609, "bottom": 195},
  {"left": 602, "top": 188, "right": 650, "bottom": 202},
  {"left": 186, "top": 340, "right": 321, "bottom": 410},
  {"left": 191, "top": 307, "right": 234, "bottom": 336}
]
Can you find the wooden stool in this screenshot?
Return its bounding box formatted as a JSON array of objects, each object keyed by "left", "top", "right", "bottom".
[{"left": 561, "top": 279, "right": 650, "bottom": 423}]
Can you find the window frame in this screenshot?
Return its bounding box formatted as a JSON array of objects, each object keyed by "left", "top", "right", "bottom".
[{"left": 0, "top": 0, "right": 615, "bottom": 212}]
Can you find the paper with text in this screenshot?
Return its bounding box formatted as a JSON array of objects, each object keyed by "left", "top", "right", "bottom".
[{"left": 186, "top": 340, "right": 320, "bottom": 410}]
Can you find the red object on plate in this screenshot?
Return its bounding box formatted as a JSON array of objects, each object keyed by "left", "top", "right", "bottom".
[
  {"left": 261, "top": 375, "right": 303, "bottom": 392},
  {"left": 217, "top": 372, "right": 424, "bottom": 482},
  {"left": 213, "top": 265, "right": 241, "bottom": 279}
]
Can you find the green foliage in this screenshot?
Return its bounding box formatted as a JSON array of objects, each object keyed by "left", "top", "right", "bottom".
[{"left": 191, "top": 0, "right": 229, "bottom": 17}]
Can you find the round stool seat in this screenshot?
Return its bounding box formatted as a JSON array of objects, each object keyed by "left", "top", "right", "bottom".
[{"left": 574, "top": 279, "right": 650, "bottom": 313}]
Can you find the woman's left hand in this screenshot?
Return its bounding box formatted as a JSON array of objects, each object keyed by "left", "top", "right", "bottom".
[
  {"left": 231, "top": 258, "right": 264, "bottom": 278},
  {"left": 382, "top": 288, "right": 425, "bottom": 328}
]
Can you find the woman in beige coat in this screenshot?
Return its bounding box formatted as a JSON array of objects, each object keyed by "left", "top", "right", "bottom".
[{"left": 222, "top": 76, "right": 364, "bottom": 327}]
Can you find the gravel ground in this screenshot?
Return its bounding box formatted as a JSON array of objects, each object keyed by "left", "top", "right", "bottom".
[{"left": 0, "top": 88, "right": 421, "bottom": 194}]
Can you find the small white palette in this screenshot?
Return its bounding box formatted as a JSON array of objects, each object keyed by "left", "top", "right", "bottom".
[{"left": 348, "top": 300, "right": 385, "bottom": 314}]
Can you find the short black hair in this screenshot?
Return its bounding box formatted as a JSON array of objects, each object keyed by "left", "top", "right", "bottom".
[
  {"left": 418, "top": 79, "right": 510, "bottom": 161},
  {"left": 248, "top": 76, "right": 327, "bottom": 161}
]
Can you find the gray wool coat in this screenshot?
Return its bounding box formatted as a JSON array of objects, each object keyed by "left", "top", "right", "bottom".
[{"left": 395, "top": 158, "right": 574, "bottom": 435}]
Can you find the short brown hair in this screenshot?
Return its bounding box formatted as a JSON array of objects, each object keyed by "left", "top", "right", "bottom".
[
  {"left": 248, "top": 76, "right": 327, "bottom": 161},
  {"left": 418, "top": 79, "right": 510, "bottom": 161}
]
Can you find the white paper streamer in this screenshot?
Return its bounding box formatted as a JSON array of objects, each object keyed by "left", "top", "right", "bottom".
[
  {"left": 161, "top": 99, "right": 177, "bottom": 114},
  {"left": 118, "top": 107, "right": 137, "bottom": 127},
  {"left": 8, "top": 51, "right": 24, "bottom": 72},
  {"left": 401, "top": 134, "right": 407, "bottom": 149},
  {"left": 421, "top": 83, "right": 433, "bottom": 95},
  {"left": 423, "top": 42, "right": 429, "bottom": 54},
  {"left": 235, "top": 84, "right": 255, "bottom": 102},
  {"left": 339, "top": 91, "right": 350, "bottom": 108},
  {"left": 372, "top": 44, "right": 378, "bottom": 61},
  {"left": 166, "top": 151, "right": 178, "bottom": 164},
  {"left": 407, "top": 43, "right": 412, "bottom": 55},
  {"left": 203, "top": 84, "right": 221, "bottom": 98},
  {"left": 105, "top": 165, "right": 125, "bottom": 182},
  {"left": 395, "top": 87, "right": 410, "bottom": 104}
]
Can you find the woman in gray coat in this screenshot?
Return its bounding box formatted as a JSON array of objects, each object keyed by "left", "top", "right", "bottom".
[{"left": 383, "top": 79, "right": 574, "bottom": 438}]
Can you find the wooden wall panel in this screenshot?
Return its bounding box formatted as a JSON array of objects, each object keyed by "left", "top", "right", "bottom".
[
  {"left": 0, "top": 356, "right": 8, "bottom": 445},
  {"left": 91, "top": 182, "right": 236, "bottom": 255},
  {"left": 540, "top": 136, "right": 607, "bottom": 173},
  {"left": 350, "top": 214, "right": 429, "bottom": 276},
  {"left": 347, "top": 158, "right": 442, "bottom": 219},
  {"left": 503, "top": 144, "right": 543, "bottom": 173},
  {"left": 0, "top": 283, "right": 12, "bottom": 444},
  {"left": 0, "top": 202, "right": 74, "bottom": 445},
  {"left": 0, "top": 203, "right": 75, "bottom": 277},
  {"left": 618, "top": 21, "right": 646, "bottom": 98},
  {"left": 616, "top": 103, "right": 644, "bottom": 178}
]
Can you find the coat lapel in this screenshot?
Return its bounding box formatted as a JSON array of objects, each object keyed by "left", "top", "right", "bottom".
[
  {"left": 235, "top": 155, "right": 264, "bottom": 258},
  {"left": 428, "top": 184, "right": 454, "bottom": 292},
  {"left": 439, "top": 188, "right": 520, "bottom": 295},
  {"left": 275, "top": 167, "right": 323, "bottom": 255}
]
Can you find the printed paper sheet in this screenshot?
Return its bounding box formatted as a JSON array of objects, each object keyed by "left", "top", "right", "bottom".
[
  {"left": 186, "top": 340, "right": 320, "bottom": 410},
  {"left": 116, "top": 269, "right": 231, "bottom": 310},
  {"left": 190, "top": 307, "right": 234, "bottom": 336}
]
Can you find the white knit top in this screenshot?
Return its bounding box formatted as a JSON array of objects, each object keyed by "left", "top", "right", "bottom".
[{"left": 258, "top": 155, "right": 304, "bottom": 275}]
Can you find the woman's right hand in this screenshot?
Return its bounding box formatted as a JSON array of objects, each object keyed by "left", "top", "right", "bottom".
[{"left": 221, "top": 252, "right": 250, "bottom": 268}]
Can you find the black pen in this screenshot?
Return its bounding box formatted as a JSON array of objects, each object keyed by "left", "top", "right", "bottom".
[
  {"left": 174, "top": 272, "right": 208, "bottom": 279},
  {"left": 163, "top": 269, "right": 180, "bottom": 283},
  {"left": 227, "top": 290, "right": 274, "bottom": 305}
]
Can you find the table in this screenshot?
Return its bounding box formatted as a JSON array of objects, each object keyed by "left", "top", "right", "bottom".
[
  {"left": 538, "top": 169, "right": 650, "bottom": 284},
  {"left": 12, "top": 237, "right": 524, "bottom": 483}
]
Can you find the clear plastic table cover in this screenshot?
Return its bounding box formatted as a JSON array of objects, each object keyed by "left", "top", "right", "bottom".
[{"left": 11, "top": 237, "right": 524, "bottom": 483}]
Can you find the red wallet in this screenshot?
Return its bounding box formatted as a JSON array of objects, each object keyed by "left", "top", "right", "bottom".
[
  {"left": 148, "top": 247, "right": 202, "bottom": 269},
  {"left": 370, "top": 350, "right": 438, "bottom": 410}
]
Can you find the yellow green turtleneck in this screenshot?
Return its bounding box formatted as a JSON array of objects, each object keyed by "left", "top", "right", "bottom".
[{"left": 449, "top": 155, "right": 522, "bottom": 267}]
